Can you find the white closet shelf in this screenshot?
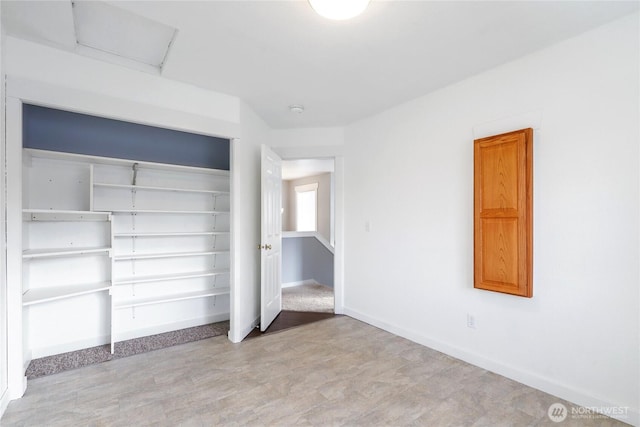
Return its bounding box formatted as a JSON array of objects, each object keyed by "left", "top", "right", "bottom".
[
  {"left": 114, "top": 287, "right": 230, "bottom": 309},
  {"left": 114, "top": 231, "right": 230, "bottom": 238},
  {"left": 114, "top": 250, "right": 228, "bottom": 261},
  {"left": 93, "top": 182, "right": 230, "bottom": 195},
  {"left": 23, "top": 209, "right": 111, "bottom": 222},
  {"left": 23, "top": 247, "right": 112, "bottom": 259},
  {"left": 113, "top": 269, "right": 230, "bottom": 285},
  {"left": 107, "top": 209, "right": 229, "bottom": 214},
  {"left": 23, "top": 282, "right": 111, "bottom": 306},
  {"left": 25, "top": 148, "right": 230, "bottom": 176}
]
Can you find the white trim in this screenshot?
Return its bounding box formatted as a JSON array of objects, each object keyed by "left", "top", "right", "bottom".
[
  {"left": 282, "top": 279, "right": 319, "bottom": 289},
  {"left": 329, "top": 171, "right": 335, "bottom": 247},
  {"left": 229, "top": 138, "right": 239, "bottom": 344},
  {"left": 0, "top": 388, "right": 9, "bottom": 419},
  {"left": 343, "top": 307, "right": 639, "bottom": 426},
  {"left": 0, "top": 11, "right": 6, "bottom": 414},
  {"left": 5, "top": 77, "right": 240, "bottom": 404},
  {"left": 6, "top": 76, "right": 240, "bottom": 139},
  {"left": 30, "top": 335, "right": 110, "bottom": 360},
  {"left": 29, "top": 313, "right": 230, "bottom": 359},
  {"left": 113, "top": 313, "right": 229, "bottom": 344},
  {"left": 6, "top": 97, "right": 25, "bottom": 400},
  {"left": 333, "top": 157, "right": 345, "bottom": 314},
  {"left": 0, "top": 35, "right": 8, "bottom": 419},
  {"left": 229, "top": 315, "right": 260, "bottom": 343},
  {"left": 272, "top": 148, "right": 344, "bottom": 316}
]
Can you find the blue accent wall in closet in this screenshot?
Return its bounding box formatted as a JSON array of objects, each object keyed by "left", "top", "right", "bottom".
[{"left": 23, "top": 104, "right": 230, "bottom": 170}]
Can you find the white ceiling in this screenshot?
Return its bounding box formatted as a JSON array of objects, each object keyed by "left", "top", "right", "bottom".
[{"left": 2, "top": 1, "right": 638, "bottom": 129}]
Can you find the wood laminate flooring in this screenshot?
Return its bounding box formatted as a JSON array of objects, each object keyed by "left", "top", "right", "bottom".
[
  {"left": 245, "top": 310, "right": 338, "bottom": 339},
  {"left": 1, "top": 316, "right": 626, "bottom": 426}
]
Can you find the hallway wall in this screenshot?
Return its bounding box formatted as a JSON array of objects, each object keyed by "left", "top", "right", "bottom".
[{"left": 282, "top": 235, "right": 334, "bottom": 288}]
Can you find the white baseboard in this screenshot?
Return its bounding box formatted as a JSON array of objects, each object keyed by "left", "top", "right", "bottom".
[
  {"left": 0, "top": 388, "right": 10, "bottom": 420},
  {"left": 23, "top": 350, "right": 32, "bottom": 372},
  {"left": 115, "top": 313, "right": 229, "bottom": 342},
  {"left": 282, "top": 279, "right": 318, "bottom": 288},
  {"left": 229, "top": 315, "right": 260, "bottom": 343},
  {"left": 343, "top": 307, "right": 639, "bottom": 427},
  {"left": 30, "top": 313, "right": 230, "bottom": 359},
  {"left": 30, "top": 334, "right": 111, "bottom": 360}
]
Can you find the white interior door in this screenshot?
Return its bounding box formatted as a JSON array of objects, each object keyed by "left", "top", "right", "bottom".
[
  {"left": 0, "top": 98, "right": 6, "bottom": 406},
  {"left": 260, "top": 145, "right": 282, "bottom": 331}
]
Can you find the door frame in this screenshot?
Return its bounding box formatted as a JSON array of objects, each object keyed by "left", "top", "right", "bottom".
[
  {"left": 274, "top": 148, "right": 345, "bottom": 314},
  {"left": 3, "top": 77, "right": 241, "bottom": 403},
  {"left": 0, "top": 79, "right": 9, "bottom": 418}
]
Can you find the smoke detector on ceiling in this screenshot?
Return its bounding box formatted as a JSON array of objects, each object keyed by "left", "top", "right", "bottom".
[{"left": 289, "top": 105, "right": 305, "bottom": 114}]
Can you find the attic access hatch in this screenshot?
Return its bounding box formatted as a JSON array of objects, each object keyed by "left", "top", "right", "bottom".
[{"left": 72, "top": 1, "right": 177, "bottom": 74}]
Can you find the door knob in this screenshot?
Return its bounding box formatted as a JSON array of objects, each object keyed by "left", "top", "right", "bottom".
[{"left": 265, "top": 244, "right": 272, "bottom": 250}]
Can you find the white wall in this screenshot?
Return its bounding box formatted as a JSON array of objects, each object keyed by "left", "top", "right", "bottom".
[
  {"left": 270, "top": 127, "right": 345, "bottom": 160},
  {"left": 343, "top": 13, "right": 639, "bottom": 425},
  {"left": 282, "top": 180, "right": 291, "bottom": 230},
  {"left": 230, "top": 102, "right": 269, "bottom": 342},
  {"left": 4, "top": 37, "right": 239, "bottom": 126},
  {"left": 270, "top": 127, "right": 344, "bottom": 148}
]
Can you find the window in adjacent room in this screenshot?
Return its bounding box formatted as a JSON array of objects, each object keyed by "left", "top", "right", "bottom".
[{"left": 295, "top": 183, "right": 318, "bottom": 232}]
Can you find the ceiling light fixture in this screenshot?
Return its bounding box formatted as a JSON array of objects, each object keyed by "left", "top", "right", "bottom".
[
  {"left": 289, "top": 105, "right": 305, "bottom": 114},
  {"left": 308, "top": 0, "right": 370, "bottom": 20}
]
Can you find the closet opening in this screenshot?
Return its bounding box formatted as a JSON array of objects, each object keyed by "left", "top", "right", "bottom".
[{"left": 17, "top": 104, "right": 232, "bottom": 379}]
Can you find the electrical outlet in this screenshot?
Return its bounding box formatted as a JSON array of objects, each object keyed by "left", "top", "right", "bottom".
[{"left": 467, "top": 313, "right": 477, "bottom": 329}]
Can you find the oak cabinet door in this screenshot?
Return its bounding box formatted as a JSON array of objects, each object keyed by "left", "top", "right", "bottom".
[{"left": 474, "top": 128, "right": 532, "bottom": 297}]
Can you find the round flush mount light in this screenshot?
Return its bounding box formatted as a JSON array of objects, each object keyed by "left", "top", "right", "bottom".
[
  {"left": 308, "top": 0, "right": 370, "bottom": 20},
  {"left": 289, "top": 104, "right": 305, "bottom": 114}
]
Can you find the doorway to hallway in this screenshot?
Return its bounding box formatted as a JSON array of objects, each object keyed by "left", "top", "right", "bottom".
[
  {"left": 257, "top": 150, "right": 343, "bottom": 338},
  {"left": 281, "top": 158, "right": 335, "bottom": 316}
]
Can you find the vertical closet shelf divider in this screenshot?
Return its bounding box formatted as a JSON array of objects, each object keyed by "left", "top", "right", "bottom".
[
  {"left": 88, "top": 157, "right": 231, "bottom": 353},
  {"left": 21, "top": 152, "right": 115, "bottom": 362},
  {"left": 22, "top": 143, "right": 231, "bottom": 360}
]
